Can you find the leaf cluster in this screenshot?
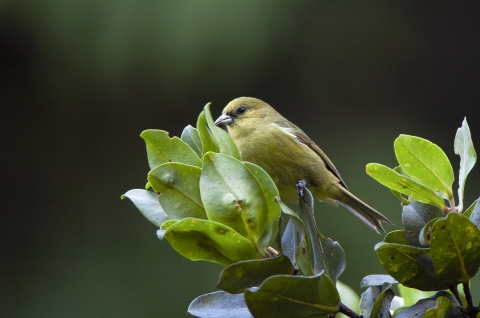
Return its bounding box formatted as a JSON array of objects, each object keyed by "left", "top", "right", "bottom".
[
  {"left": 362, "top": 119, "right": 480, "bottom": 317},
  {"left": 123, "top": 104, "right": 352, "bottom": 317},
  {"left": 124, "top": 105, "right": 480, "bottom": 317}
]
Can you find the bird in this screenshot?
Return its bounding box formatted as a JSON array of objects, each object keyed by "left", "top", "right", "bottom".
[{"left": 214, "top": 97, "right": 392, "bottom": 233}]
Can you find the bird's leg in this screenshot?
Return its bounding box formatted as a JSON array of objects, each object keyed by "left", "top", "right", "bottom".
[{"left": 296, "top": 179, "right": 308, "bottom": 203}]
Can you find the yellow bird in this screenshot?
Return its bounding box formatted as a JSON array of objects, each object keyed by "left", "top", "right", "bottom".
[{"left": 215, "top": 97, "right": 392, "bottom": 233}]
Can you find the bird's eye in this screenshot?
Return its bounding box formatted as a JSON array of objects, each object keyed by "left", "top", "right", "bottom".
[{"left": 238, "top": 107, "right": 246, "bottom": 114}]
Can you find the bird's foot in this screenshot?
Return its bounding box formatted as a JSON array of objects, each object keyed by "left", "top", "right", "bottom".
[{"left": 296, "top": 180, "right": 308, "bottom": 203}]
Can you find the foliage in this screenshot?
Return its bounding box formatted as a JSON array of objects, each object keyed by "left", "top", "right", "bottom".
[{"left": 124, "top": 106, "right": 479, "bottom": 317}]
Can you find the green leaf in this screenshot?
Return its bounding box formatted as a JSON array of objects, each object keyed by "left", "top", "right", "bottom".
[
  {"left": 418, "top": 217, "right": 442, "bottom": 247},
  {"left": 430, "top": 212, "right": 480, "bottom": 285},
  {"left": 360, "top": 274, "right": 399, "bottom": 288},
  {"left": 217, "top": 255, "right": 295, "bottom": 294},
  {"left": 157, "top": 219, "right": 178, "bottom": 240},
  {"left": 204, "top": 103, "right": 241, "bottom": 160},
  {"left": 244, "top": 273, "right": 340, "bottom": 318},
  {"left": 277, "top": 199, "right": 307, "bottom": 240},
  {"left": 394, "top": 291, "right": 459, "bottom": 318},
  {"left": 394, "top": 134, "right": 454, "bottom": 201},
  {"left": 140, "top": 129, "right": 201, "bottom": 169},
  {"left": 381, "top": 230, "right": 408, "bottom": 245},
  {"left": 423, "top": 296, "right": 457, "bottom": 318},
  {"left": 122, "top": 189, "right": 168, "bottom": 227},
  {"left": 468, "top": 197, "right": 480, "bottom": 228},
  {"left": 180, "top": 125, "right": 202, "bottom": 157},
  {"left": 281, "top": 218, "right": 303, "bottom": 270},
  {"left": 370, "top": 288, "right": 395, "bottom": 318},
  {"left": 244, "top": 162, "right": 281, "bottom": 253},
  {"left": 376, "top": 243, "right": 447, "bottom": 291},
  {"left": 454, "top": 118, "right": 477, "bottom": 212},
  {"left": 188, "top": 291, "right": 252, "bottom": 318},
  {"left": 298, "top": 188, "right": 346, "bottom": 283},
  {"left": 359, "top": 286, "right": 378, "bottom": 318},
  {"left": 390, "top": 167, "right": 411, "bottom": 204},
  {"left": 164, "top": 218, "right": 259, "bottom": 266},
  {"left": 464, "top": 198, "right": 479, "bottom": 218},
  {"left": 366, "top": 163, "right": 445, "bottom": 210},
  {"left": 197, "top": 111, "right": 219, "bottom": 154},
  {"left": 297, "top": 188, "right": 324, "bottom": 276},
  {"left": 148, "top": 162, "right": 206, "bottom": 220},
  {"left": 397, "top": 284, "right": 435, "bottom": 307},
  {"left": 402, "top": 201, "right": 444, "bottom": 247},
  {"left": 296, "top": 238, "right": 314, "bottom": 277},
  {"left": 336, "top": 281, "right": 360, "bottom": 314},
  {"left": 200, "top": 152, "right": 279, "bottom": 253},
  {"left": 277, "top": 200, "right": 312, "bottom": 275}
]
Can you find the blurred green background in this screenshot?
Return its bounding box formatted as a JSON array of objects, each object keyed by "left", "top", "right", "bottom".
[{"left": 2, "top": 1, "right": 480, "bottom": 317}]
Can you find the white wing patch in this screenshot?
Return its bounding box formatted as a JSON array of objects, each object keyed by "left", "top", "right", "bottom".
[{"left": 271, "top": 123, "right": 306, "bottom": 145}]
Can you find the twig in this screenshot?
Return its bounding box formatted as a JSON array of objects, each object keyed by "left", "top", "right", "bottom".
[
  {"left": 463, "top": 283, "right": 478, "bottom": 317},
  {"left": 450, "top": 285, "right": 464, "bottom": 307},
  {"left": 338, "top": 302, "right": 362, "bottom": 318}
]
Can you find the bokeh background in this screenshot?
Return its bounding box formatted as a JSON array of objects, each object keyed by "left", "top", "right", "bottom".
[{"left": 3, "top": 1, "right": 480, "bottom": 317}]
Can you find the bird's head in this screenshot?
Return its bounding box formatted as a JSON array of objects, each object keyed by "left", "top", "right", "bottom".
[{"left": 215, "top": 97, "right": 278, "bottom": 133}]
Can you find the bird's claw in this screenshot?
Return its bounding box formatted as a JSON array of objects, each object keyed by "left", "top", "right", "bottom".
[{"left": 296, "top": 180, "right": 308, "bottom": 203}]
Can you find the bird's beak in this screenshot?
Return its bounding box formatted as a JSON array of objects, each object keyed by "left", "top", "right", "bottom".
[{"left": 215, "top": 114, "right": 233, "bottom": 126}]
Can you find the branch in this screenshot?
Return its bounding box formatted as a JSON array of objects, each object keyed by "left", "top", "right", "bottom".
[{"left": 338, "top": 302, "right": 362, "bottom": 318}]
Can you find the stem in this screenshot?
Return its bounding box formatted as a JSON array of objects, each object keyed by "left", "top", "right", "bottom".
[
  {"left": 463, "top": 283, "right": 478, "bottom": 317},
  {"left": 449, "top": 196, "right": 456, "bottom": 211},
  {"left": 338, "top": 302, "right": 362, "bottom": 318},
  {"left": 450, "top": 285, "right": 464, "bottom": 307},
  {"left": 463, "top": 283, "right": 474, "bottom": 309}
]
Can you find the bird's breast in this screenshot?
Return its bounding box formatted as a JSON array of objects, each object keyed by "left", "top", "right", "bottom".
[{"left": 233, "top": 123, "right": 335, "bottom": 202}]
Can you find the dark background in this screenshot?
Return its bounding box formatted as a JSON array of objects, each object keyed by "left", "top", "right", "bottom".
[{"left": 2, "top": 2, "right": 480, "bottom": 317}]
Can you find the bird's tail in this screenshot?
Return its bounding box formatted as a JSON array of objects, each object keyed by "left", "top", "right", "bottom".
[{"left": 336, "top": 186, "right": 392, "bottom": 233}]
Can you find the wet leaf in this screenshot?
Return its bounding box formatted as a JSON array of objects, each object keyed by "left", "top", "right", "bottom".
[
  {"left": 181, "top": 125, "right": 202, "bottom": 157},
  {"left": 217, "top": 255, "right": 295, "bottom": 294},
  {"left": 244, "top": 272, "right": 340, "bottom": 318},
  {"left": 140, "top": 129, "right": 201, "bottom": 169},
  {"left": 430, "top": 212, "right": 480, "bottom": 285},
  {"left": 188, "top": 291, "right": 252, "bottom": 318},
  {"left": 454, "top": 118, "right": 477, "bottom": 212},
  {"left": 366, "top": 163, "right": 445, "bottom": 210},
  {"left": 122, "top": 189, "right": 168, "bottom": 227},
  {"left": 148, "top": 162, "right": 206, "bottom": 220},
  {"left": 165, "top": 218, "right": 258, "bottom": 266},
  {"left": 394, "top": 135, "right": 454, "bottom": 201}
]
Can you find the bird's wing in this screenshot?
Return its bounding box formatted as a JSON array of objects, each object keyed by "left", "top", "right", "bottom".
[{"left": 292, "top": 128, "right": 349, "bottom": 190}]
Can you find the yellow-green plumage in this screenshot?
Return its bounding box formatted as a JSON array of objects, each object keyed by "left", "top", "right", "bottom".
[{"left": 215, "top": 97, "right": 392, "bottom": 233}]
